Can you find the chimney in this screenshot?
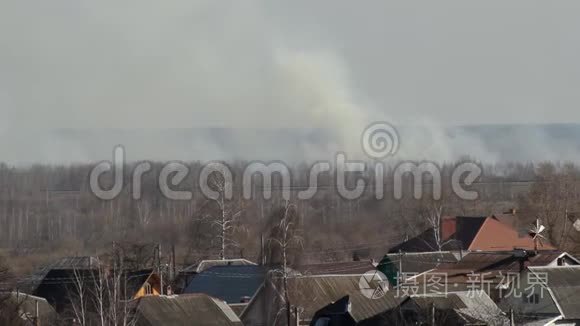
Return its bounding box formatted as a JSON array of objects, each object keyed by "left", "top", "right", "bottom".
[
  {"left": 504, "top": 208, "right": 517, "bottom": 215},
  {"left": 441, "top": 217, "right": 457, "bottom": 241}
]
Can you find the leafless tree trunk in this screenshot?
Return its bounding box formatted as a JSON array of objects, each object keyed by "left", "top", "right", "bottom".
[
  {"left": 269, "top": 202, "right": 303, "bottom": 326},
  {"left": 70, "top": 268, "right": 88, "bottom": 326},
  {"left": 198, "top": 173, "right": 243, "bottom": 260}
]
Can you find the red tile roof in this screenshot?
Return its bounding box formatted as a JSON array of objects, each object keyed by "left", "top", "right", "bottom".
[{"left": 467, "top": 217, "right": 555, "bottom": 251}]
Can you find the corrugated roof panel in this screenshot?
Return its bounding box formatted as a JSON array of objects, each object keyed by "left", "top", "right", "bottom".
[
  {"left": 134, "top": 294, "right": 243, "bottom": 326},
  {"left": 529, "top": 266, "right": 580, "bottom": 319}
]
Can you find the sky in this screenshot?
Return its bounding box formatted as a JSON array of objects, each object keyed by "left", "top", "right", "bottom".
[{"left": 1, "top": 1, "right": 580, "bottom": 163}]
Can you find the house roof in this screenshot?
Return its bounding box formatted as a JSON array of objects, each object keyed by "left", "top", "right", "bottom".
[
  {"left": 528, "top": 266, "right": 580, "bottom": 320},
  {"left": 389, "top": 216, "right": 555, "bottom": 253},
  {"left": 7, "top": 292, "right": 58, "bottom": 324},
  {"left": 17, "top": 256, "right": 100, "bottom": 294},
  {"left": 182, "top": 258, "right": 257, "bottom": 274},
  {"left": 296, "top": 261, "right": 376, "bottom": 275},
  {"left": 467, "top": 217, "right": 555, "bottom": 251},
  {"left": 389, "top": 228, "right": 456, "bottom": 253},
  {"left": 413, "top": 251, "right": 577, "bottom": 289},
  {"left": 132, "top": 294, "right": 242, "bottom": 326},
  {"left": 455, "top": 216, "right": 488, "bottom": 249},
  {"left": 406, "top": 290, "right": 508, "bottom": 325},
  {"left": 183, "top": 265, "right": 267, "bottom": 303},
  {"left": 245, "top": 274, "right": 404, "bottom": 323},
  {"left": 46, "top": 256, "right": 100, "bottom": 269},
  {"left": 380, "top": 252, "right": 460, "bottom": 275},
  {"left": 228, "top": 303, "right": 248, "bottom": 317},
  {"left": 437, "top": 251, "right": 573, "bottom": 273}
]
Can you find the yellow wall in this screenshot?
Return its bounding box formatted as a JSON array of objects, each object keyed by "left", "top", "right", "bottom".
[{"left": 133, "top": 285, "right": 160, "bottom": 299}]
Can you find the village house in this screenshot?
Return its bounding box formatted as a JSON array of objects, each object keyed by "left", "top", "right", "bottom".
[
  {"left": 389, "top": 215, "right": 555, "bottom": 253},
  {"left": 182, "top": 264, "right": 268, "bottom": 304},
  {"left": 241, "top": 274, "right": 404, "bottom": 326},
  {"left": 123, "top": 269, "right": 163, "bottom": 299},
  {"left": 499, "top": 266, "right": 580, "bottom": 325},
  {"left": 16, "top": 256, "right": 162, "bottom": 320},
  {"left": 390, "top": 290, "right": 509, "bottom": 326},
  {"left": 406, "top": 250, "right": 579, "bottom": 302},
  {"left": 131, "top": 293, "right": 243, "bottom": 326},
  {"left": 17, "top": 256, "right": 101, "bottom": 313},
  {"left": 174, "top": 258, "right": 257, "bottom": 294},
  {"left": 2, "top": 291, "right": 58, "bottom": 325}
]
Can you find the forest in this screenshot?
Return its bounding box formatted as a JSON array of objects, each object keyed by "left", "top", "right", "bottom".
[{"left": 0, "top": 159, "right": 579, "bottom": 278}]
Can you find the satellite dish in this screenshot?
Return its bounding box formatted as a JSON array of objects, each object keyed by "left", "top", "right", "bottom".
[{"left": 529, "top": 219, "right": 547, "bottom": 252}]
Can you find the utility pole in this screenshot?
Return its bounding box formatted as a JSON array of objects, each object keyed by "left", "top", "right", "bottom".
[
  {"left": 260, "top": 233, "right": 265, "bottom": 265},
  {"left": 34, "top": 300, "right": 39, "bottom": 326},
  {"left": 431, "top": 303, "right": 435, "bottom": 326},
  {"left": 294, "top": 306, "right": 300, "bottom": 326},
  {"left": 171, "top": 243, "right": 176, "bottom": 281},
  {"left": 509, "top": 308, "right": 515, "bottom": 326},
  {"left": 157, "top": 243, "right": 163, "bottom": 295},
  {"left": 398, "top": 250, "right": 403, "bottom": 285}
]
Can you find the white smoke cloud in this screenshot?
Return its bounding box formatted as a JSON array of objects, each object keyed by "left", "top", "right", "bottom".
[{"left": 1, "top": 1, "right": 580, "bottom": 164}]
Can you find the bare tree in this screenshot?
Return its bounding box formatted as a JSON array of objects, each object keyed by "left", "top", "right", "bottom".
[
  {"left": 422, "top": 204, "right": 459, "bottom": 251},
  {"left": 268, "top": 202, "right": 303, "bottom": 326},
  {"left": 69, "top": 252, "right": 136, "bottom": 326},
  {"left": 197, "top": 173, "right": 243, "bottom": 260},
  {"left": 0, "top": 255, "right": 23, "bottom": 326},
  {"left": 69, "top": 268, "right": 89, "bottom": 326}
]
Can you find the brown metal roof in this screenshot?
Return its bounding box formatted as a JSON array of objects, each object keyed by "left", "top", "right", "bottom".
[
  {"left": 391, "top": 215, "right": 555, "bottom": 253},
  {"left": 296, "top": 261, "right": 376, "bottom": 275},
  {"left": 468, "top": 218, "right": 555, "bottom": 251}
]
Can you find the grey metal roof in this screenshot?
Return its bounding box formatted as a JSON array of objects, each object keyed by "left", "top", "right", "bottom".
[
  {"left": 409, "top": 291, "right": 509, "bottom": 325},
  {"left": 46, "top": 256, "right": 100, "bottom": 269},
  {"left": 183, "top": 265, "right": 267, "bottom": 303},
  {"left": 17, "top": 256, "right": 100, "bottom": 294},
  {"left": 528, "top": 266, "right": 580, "bottom": 319},
  {"left": 133, "top": 294, "right": 243, "bottom": 326},
  {"left": 436, "top": 251, "right": 573, "bottom": 272},
  {"left": 182, "top": 258, "right": 257, "bottom": 273},
  {"left": 258, "top": 274, "right": 404, "bottom": 323}
]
